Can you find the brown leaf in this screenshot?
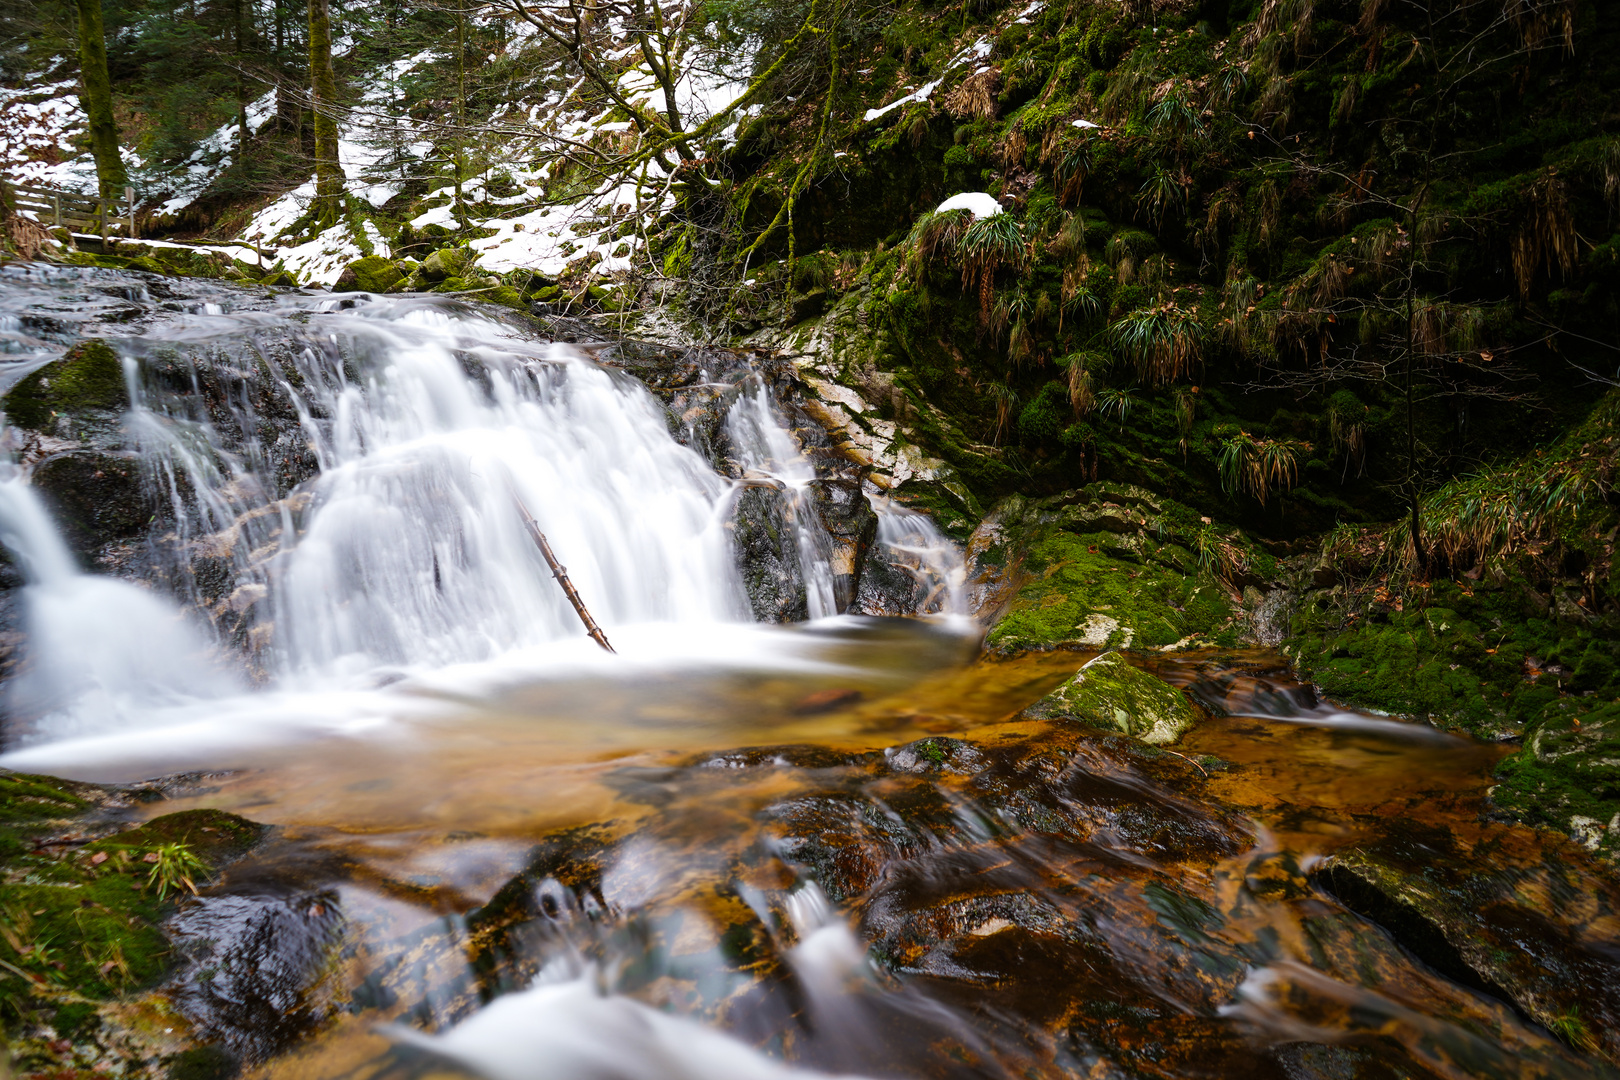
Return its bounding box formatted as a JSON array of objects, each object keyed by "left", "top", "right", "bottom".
[
  {"left": 90, "top": 851, "right": 108, "bottom": 865},
  {"left": 142, "top": 851, "right": 160, "bottom": 863}
]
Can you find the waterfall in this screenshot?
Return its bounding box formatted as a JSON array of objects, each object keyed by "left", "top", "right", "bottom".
[
  {"left": 0, "top": 468, "right": 238, "bottom": 742},
  {"left": 0, "top": 279, "right": 971, "bottom": 765}
]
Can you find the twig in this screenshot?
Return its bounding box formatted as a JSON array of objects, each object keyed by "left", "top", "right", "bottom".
[{"left": 511, "top": 489, "right": 615, "bottom": 653}]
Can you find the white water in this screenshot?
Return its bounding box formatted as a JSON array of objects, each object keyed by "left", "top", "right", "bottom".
[
  {"left": 0, "top": 291, "right": 971, "bottom": 771},
  {"left": 0, "top": 470, "right": 238, "bottom": 742}
]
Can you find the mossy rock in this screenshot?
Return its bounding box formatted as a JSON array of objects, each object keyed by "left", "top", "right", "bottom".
[
  {"left": 261, "top": 269, "right": 298, "bottom": 287},
  {"left": 125, "top": 256, "right": 172, "bottom": 275},
  {"left": 0, "top": 781, "right": 269, "bottom": 1004},
  {"left": 1023, "top": 651, "right": 1200, "bottom": 745},
  {"left": 482, "top": 285, "right": 527, "bottom": 311},
  {"left": 1494, "top": 704, "right": 1620, "bottom": 862},
  {"left": 335, "top": 255, "right": 404, "bottom": 293},
  {"left": 419, "top": 246, "right": 473, "bottom": 282},
  {"left": 2, "top": 339, "right": 129, "bottom": 432},
  {"left": 977, "top": 488, "right": 1236, "bottom": 653}
]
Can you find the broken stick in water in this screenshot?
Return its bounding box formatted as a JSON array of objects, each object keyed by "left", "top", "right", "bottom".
[{"left": 511, "top": 492, "right": 615, "bottom": 653}]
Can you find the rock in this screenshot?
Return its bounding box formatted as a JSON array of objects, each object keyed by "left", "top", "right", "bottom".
[
  {"left": 31, "top": 451, "right": 152, "bottom": 556},
  {"left": 1493, "top": 704, "right": 1620, "bottom": 863},
  {"left": 790, "top": 288, "right": 828, "bottom": 323},
  {"left": 419, "top": 246, "right": 473, "bottom": 282},
  {"left": 2, "top": 338, "right": 130, "bottom": 432},
  {"left": 1315, "top": 829, "right": 1620, "bottom": 1056},
  {"left": 1023, "top": 651, "right": 1201, "bottom": 745},
  {"left": 125, "top": 255, "right": 171, "bottom": 275},
  {"left": 261, "top": 269, "right": 298, "bottom": 287},
  {"left": 972, "top": 486, "right": 1236, "bottom": 653},
  {"left": 335, "top": 255, "right": 404, "bottom": 293}
]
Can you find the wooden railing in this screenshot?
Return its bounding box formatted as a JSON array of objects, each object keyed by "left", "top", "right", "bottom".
[{"left": 11, "top": 183, "right": 137, "bottom": 242}]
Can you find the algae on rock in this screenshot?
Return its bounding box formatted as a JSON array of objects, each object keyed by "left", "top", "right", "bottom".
[{"left": 1024, "top": 651, "right": 1200, "bottom": 745}]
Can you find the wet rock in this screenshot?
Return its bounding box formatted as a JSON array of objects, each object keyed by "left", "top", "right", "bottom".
[
  {"left": 1314, "top": 824, "right": 1620, "bottom": 1057},
  {"left": 1493, "top": 704, "right": 1620, "bottom": 863},
  {"left": 732, "top": 484, "right": 812, "bottom": 622},
  {"left": 31, "top": 451, "right": 152, "bottom": 556},
  {"left": 1024, "top": 652, "right": 1201, "bottom": 745},
  {"left": 166, "top": 889, "right": 346, "bottom": 1063},
  {"left": 334, "top": 255, "right": 404, "bottom": 293},
  {"left": 260, "top": 269, "right": 297, "bottom": 288},
  {"left": 2, "top": 338, "right": 130, "bottom": 433}
]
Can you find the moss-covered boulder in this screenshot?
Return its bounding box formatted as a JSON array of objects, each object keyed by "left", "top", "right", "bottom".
[
  {"left": 2, "top": 339, "right": 129, "bottom": 432},
  {"left": 31, "top": 451, "right": 152, "bottom": 554},
  {"left": 419, "top": 246, "right": 473, "bottom": 282},
  {"left": 1493, "top": 704, "right": 1620, "bottom": 862},
  {"left": 974, "top": 486, "right": 1239, "bottom": 653},
  {"left": 334, "top": 255, "right": 404, "bottom": 293},
  {"left": 1023, "top": 651, "right": 1200, "bottom": 745},
  {"left": 261, "top": 269, "right": 298, "bottom": 287}
]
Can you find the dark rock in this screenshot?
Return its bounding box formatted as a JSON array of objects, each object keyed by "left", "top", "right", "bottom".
[
  {"left": 31, "top": 451, "right": 151, "bottom": 556},
  {"left": 1314, "top": 827, "right": 1620, "bottom": 1056}
]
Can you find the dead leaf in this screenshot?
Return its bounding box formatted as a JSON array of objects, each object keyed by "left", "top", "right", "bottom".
[
  {"left": 142, "top": 852, "right": 160, "bottom": 863},
  {"left": 90, "top": 852, "right": 108, "bottom": 865}
]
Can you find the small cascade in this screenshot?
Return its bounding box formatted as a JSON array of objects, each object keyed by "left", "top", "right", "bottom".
[
  {"left": 865, "top": 494, "right": 968, "bottom": 617},
  {"left": 722, "top": 377, "right": 839, "bottom": 620},
  {"left": 0, "top": 467, "right": 237, "bottom": 743}
]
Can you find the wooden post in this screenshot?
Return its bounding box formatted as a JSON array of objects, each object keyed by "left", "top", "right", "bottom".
[
  {"left": 99, "top": 197, "right": 107, "bottom": 247},
  {"left": 125, "top": 186, "right": 134, "bottom": 236},
  {"left": 512, "top": 492, "right": 615, "bottom": 653},
  {"left": 52, "top": 193, "right": 61, "bottom": 228}
]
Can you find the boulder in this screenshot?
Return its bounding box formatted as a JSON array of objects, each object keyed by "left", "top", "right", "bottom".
[
  {"left": 2, "top": 339, "right": 129, "bottom": 431},
  {"left": 261, "top": 269, "right": 298, "bottom": 287},
  {"left": 31, "top": 451, "right": 152, "bottom": 555},
  {"left": 419, "top": 246, "right": 473, "bottom": 282},
  {"left": 335, "top": 255, "right": 404, "bottom": 293},
  {"left": 1022, "top": 651, "right": 1200, "bottom": 745}
]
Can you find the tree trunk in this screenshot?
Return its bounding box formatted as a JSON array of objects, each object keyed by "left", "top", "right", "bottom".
[
  {"left": 308, "top": 0, "right": 342, "bottom": 227},
  {"left": 75, "top": 0, "right": 127, "bottom": 201},
  {"left": 235, "top": 0, "right": 250, "bottom": 155}
]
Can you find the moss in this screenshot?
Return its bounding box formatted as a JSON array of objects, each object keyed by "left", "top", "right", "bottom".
[
  {"left": 2, "top": 339, "right": 129, "bottom": 431},
  {"left": 983, "top": 488, "right": 1236, "bottom": 653},
  {"left": 1023, "top": 650, "right": 1201, "bottom": 744}
]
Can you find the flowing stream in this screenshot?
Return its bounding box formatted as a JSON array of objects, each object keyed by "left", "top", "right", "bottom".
[{"left": 0, "top": 267, "right": 1615, "bottom": 1080}]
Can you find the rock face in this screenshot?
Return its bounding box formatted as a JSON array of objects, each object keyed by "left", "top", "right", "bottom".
[
  {"left": 30, "top": 451, "right": 151, "bottom": 556},
  {"left": 1023, "top": 651, "right": 1201, "bottom": 745}
]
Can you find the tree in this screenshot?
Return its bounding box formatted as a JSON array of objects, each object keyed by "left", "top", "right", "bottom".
[
  {"left": 75, "top": 0, "right": 127, "bottom": 200},
  {"left": 308, "top": 0, "right": 343, "bottom": 226}
]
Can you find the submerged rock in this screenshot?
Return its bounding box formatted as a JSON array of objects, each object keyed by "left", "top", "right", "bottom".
[
  {"left": 1315, "top": 825, "right": 1620, "bottom": 1058},
  {"left": 1023, "top": 651, "right": 1201, "bottom": 745}
]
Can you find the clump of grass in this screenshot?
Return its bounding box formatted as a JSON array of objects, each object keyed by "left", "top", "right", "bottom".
[
  {"left": 1218, "top": 431, "right": 1309, "bottom": 505},
  {"left": 1109, "top": 304, "right": 1205, "bottom": 386},
  {"left": 960, "top": 213, "right": 1027, "bottom": 321},
  {"left": 147, "top": 842, "right": 209, "bottom": 900}
]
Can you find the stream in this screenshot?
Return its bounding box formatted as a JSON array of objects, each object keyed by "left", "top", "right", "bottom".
[{"left": 0, "top": 265, "right": 1616, "bottom": 1080}]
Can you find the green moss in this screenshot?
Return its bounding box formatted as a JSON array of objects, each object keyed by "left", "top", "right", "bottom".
[
  {"left": 1024, "top": 651, "right": 1200, "bottom": 744},
  {"left": 2, "top": 339, "right": 129, "bottom": 431},
  {"left": 983, "top": 488, "right": 1236, "bottom": 653},
  {"left": 0, "top": 803, "right": 268, "bottom": 1004}
]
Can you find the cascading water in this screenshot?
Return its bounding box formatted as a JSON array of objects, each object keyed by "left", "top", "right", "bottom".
[
  {"left": 0, "top": 275, "right": 972, "bottom": 772},
  {"left": 0, "top": 464, "right": 236, "bottom": 741}
]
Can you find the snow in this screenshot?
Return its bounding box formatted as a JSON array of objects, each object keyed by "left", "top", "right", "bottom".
[
  {"left": 935, "top": 192, "right": 1003, "bottom": 218},
  {"left": 1071, "top": 118, "right": 1100, "bottom": 129},
  {"left": 863, "top": 80, "right": 942, "bottom": 123}
]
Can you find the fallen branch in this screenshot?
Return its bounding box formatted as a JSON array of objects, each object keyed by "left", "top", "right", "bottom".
[{"left": 512, "top": 492, "right": 615, "bottom": 653}]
